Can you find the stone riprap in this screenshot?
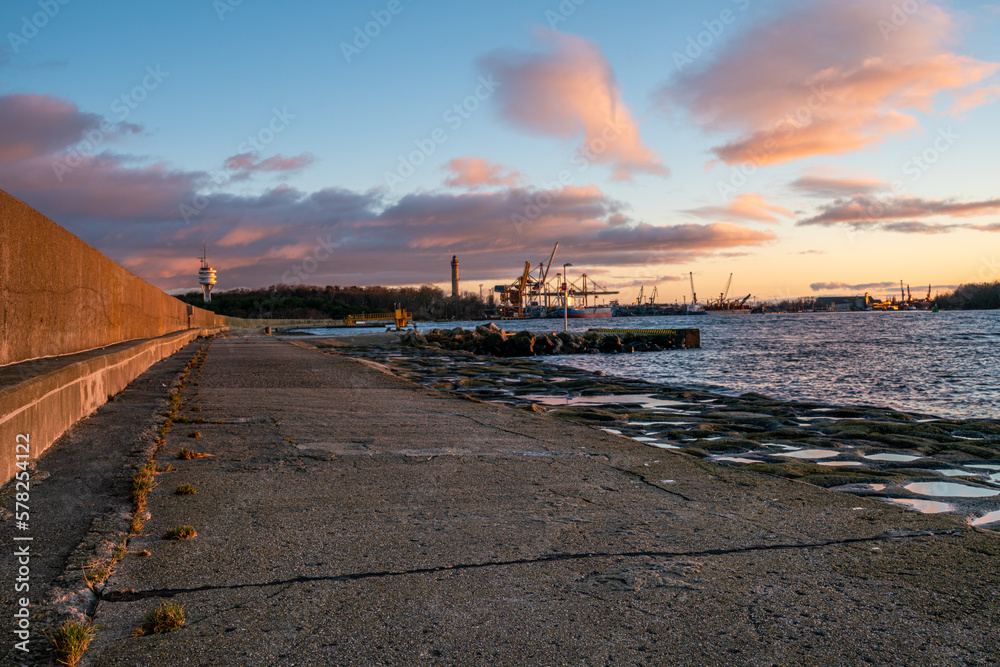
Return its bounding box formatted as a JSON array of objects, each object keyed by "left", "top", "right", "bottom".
[
  {"left": 402, "top": 323, "right": 699, "bottom": 357},
  {"left": 329, "top": 341, "right": 1000, "bottom": 527}
]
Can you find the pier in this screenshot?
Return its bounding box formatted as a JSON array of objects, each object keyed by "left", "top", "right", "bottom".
[{"left": 2, "top": 192, "right": 998, "bottom": 665}]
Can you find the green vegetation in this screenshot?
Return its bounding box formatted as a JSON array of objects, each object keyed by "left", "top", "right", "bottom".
[
  {"left": 177, "top": 448, "right": 211, "bottom": 460},
  {"left": 139, "top": 601, "right": 185, "bottom": 635},
  {"left": 175, "top": 284, "right": 488, "bottom": 320},
  {"left": 51, "top": 621, "right": 94, "bottom": 665},
  {"left": 163, "top": 525, "right": 197, "bottom": 540},
  {"left": 175, "top": 483, "right": 197, "bottom": 495},
  {"left": 936, "top": 280, "right": 1000, "bottom": 310}
]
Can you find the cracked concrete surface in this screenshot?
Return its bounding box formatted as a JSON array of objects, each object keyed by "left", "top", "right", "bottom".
[{"left": 13, "top": 335, "right": 1000, "bottom": 665}]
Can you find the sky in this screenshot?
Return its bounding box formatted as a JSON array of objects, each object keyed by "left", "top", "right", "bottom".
[{"left": 1, "top": 0, "right": 999, "bottom": 303}]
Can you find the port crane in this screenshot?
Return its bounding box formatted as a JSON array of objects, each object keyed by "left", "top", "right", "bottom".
[
  {"left": 718, "top": 273, "right": 733, "bottom": 308},
  {"left": 689, "top": 272, "right": 698, "bottom": 305}
]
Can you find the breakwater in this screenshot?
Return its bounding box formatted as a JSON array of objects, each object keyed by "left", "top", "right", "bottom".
[{"left": 402, "top": 324, "right": 699, "bottom": 356}]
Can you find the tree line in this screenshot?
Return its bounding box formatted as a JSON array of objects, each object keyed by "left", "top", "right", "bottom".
[
  {"left": 176, "top": 284, "right": 489, "bottom": 321},
  {"left": 935, "top": 280, "right": 1000, "bottom": 310}
]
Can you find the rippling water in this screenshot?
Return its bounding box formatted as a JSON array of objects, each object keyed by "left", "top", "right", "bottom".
[{"left": 305, "top": 310, "right": 1000, "bottom": 420}]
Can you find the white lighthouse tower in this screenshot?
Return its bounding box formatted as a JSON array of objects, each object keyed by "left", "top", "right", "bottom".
[{"left": 198, "top": 245, "right": 217, "bottom": 303}]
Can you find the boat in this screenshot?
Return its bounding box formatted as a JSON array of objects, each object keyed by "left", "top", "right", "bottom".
[
  {"left": 683, "top": 303, "right": 707, "bottom": 316},
  {"left": 565, "top": 305, "right": 613, "bottom": 318},
  {"left": 702, "top": 305, "right": 752, "bottom": 314}
]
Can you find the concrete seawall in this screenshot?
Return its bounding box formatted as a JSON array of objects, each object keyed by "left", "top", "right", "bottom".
[
  {"left": 0, "top": 189, "right": 222, "bottom": 366},
  {"left": 0, "top": 189, "right": 228, "bottom": 484},
  {"left": 0, "top": 330, "right": 215, "bottom": 484}
]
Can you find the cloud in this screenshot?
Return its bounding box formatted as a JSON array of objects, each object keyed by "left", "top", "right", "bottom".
[
  {"left": 797, "top": 194, "right": 1000, "bottom": 228},
  {"left": 810, "top": 281, "right": 899, "bottom": 292},
  {"left": 950, "top": 83, "right": 1000, "bottom": 114},
  {"left": 798, "top": 250, "right": 826, "bottom": 255},
  {"left": 969, "top": 222, "right": 1000, "bottom": 232},
  {"left": 658, "top": 1, "right": 999, "bottom": 166},
  {"left": 0, "top": 91, "right": 771, "bottom": 289},
  {"left": 480, "top": 31, "right": 668, "bottom": 180},
  {"left": 224, "top": 152, "right": 315, "bottom": 174},
  {"left": 442, "top": 157, "right": 523, "bottom": 189},
  {"left": 789, "top": 170, "right": 886, "bottom": 197},
  {"left": 684, "top": 193, "right": 792, "bottom": 224},
  {"left": 0, "top": 93, "right": 139, "bottom": 161},
  {"left": 880, "top": 221, "right": 960, "bottom": 234}
]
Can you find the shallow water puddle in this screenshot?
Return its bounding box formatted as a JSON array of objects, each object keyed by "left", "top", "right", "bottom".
[
  {"left": 904, "top": 481, "right": 1000, "bottom": 498},
  {"left": 971, "top": 510, "right": 1000, "bottom": 527},
  {"left": 864, "top": 453, "right": 923, "bottom": 462},
  {"left": 521, "top": 393, "right": 691, "bottom": 410},
  {"left": 885, "top": 498, "right": 955, "bottom": 514},
  {"left": 965, "top": 464, "right": 1000, "bottom": 471},
  {"left": 626, "top": 421, "right": 694, "bottom": 426},
  {"left": 817, "top": 461, "right": 865, "bottom": 467},
  {"left": 644, "top": 442, "right": 681, "bottom": 450},
  {"left": 772, "top": 449, "right": 841, "bottom": 460},
  {"left": 760, "top": 443, "right": 800, "bottom": 450},
  {"left": 714, "top": 456, "right": 763, "bottom": 464},
  {"left": 936, "top": 469, "right": 976, "bottom": 477}
]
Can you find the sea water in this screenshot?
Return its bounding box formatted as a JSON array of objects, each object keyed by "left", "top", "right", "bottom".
[{"left": 303, "top": 310, "right": 999, "bottom": 420}]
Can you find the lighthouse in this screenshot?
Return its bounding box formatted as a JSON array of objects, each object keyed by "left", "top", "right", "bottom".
[
  {"left": 198, "top": 245, "right": 217, "bottom": 303},
  {"left": 451, "top": 255, "right": 459, "bottom": 298}
]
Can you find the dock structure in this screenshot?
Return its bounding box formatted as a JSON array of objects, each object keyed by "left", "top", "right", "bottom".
[
  {"left": 344, "top": 307, "right": 411, "bottom": 329},
  {"left": 5, "top": 335, "right": 994, "bottom": 665}
]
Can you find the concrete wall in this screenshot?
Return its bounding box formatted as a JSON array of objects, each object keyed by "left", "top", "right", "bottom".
[
  {"left": 0, "top": 189, "right": 221, "bottom": 367},
  {"left": 0, "top": 330, "right": 215, "bottom": 485}
]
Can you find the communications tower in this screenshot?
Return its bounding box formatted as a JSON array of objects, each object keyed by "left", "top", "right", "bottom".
[{"left": 198, "top": 245, "right": 217, "bottom": 303}]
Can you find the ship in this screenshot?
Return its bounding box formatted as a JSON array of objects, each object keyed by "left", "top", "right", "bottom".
[{"left": 566, "top": 305, "right": 614, "bottom": 318}]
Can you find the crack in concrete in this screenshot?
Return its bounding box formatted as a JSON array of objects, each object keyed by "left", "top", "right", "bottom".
[
  {"left": 99, "top": 529, "right": 959, "bottom": 603},
  {"left": 613, "top": 467, "right": 694, "bottom": 502}
]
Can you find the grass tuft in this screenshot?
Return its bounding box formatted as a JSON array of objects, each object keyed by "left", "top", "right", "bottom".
[
  {"left": 139, "top": 601, "right": 185, "bottom": 635},
  {"left": 83, "top": 566, "right": 110, "bottom": 587},
  {"left": 51, "top": 621, "right": 94, "bottom": 666},
  {"left": 187, "top": 431, "right": 202, "bottom": 438},
  {"left": 177, "top": 448, "right": 211, "bottom": 460},
  {"left": 175, "top": 483, "right": 197, "bottom": 495},
  {"left": 163, "top": 525, "right": 196, "bottom": 540}
]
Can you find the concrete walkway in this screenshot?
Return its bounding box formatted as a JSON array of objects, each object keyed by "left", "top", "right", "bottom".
[{"left": 77, "top": 336, "right": 999, "bottom": 664}]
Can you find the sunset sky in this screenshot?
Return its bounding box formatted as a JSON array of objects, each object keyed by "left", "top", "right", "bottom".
[{"left": 2, "top": 0, "right": 999, "bottom": 303}]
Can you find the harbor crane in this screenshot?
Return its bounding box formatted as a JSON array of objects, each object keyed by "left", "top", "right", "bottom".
[
  {"left": 718, "top": 273, "right": 733, "bottom": 307},
  {"left": 689, "top": 272, "right": 698, "bottom": 305}
]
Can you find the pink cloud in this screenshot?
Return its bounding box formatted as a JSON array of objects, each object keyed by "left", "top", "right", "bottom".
[
  {"left": 798, "top": 195, "right": 1000, "bottom": 227},
  {"left": 480, "top": 31, "right": 668, "bottom": 180},
  {"left": 443, "top": 157, "right": 523, "bottom": 189},
  {"left": 0, "top": 93, "right": 138, "bottom": 161},
  {"left": 224, "top": 152, "right": 315, "bottom": 173},
  {"left": 790, "top": 170, "right": 886, "bottom": 197},
  {"left": 659, "top": 1, "right": 999, "bottom": 165},
  {"left": 810, "top": 281, "right": 899, "bottom": 292},
  {"left": 0, "top": 92, "right": 769, "bottom": 290},
  {"left": 685, "top": 193, "right": 792, "bottom": 224}
]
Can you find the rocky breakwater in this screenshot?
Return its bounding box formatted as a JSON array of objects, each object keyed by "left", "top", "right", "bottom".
[{"left": 400, "top": 323, "right": 699, "bottom": 357}]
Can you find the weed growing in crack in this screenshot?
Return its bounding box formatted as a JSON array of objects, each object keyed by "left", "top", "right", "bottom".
[
  {"left": 163, "top": 525, "right": 196, "bottom": 540},
  {"left": 177, "top": 448, "right": 211, "bottom": 460},
  {"left": 137, "top": 601, "right": 185, "bottom": 635},
  {"left": 51, "top": 621, "right": 94, "bottom": 665}
]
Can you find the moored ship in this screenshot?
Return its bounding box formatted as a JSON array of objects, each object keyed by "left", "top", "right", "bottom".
[{"left": 566, "top": 305, "right": 614, "bottom": 318}]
